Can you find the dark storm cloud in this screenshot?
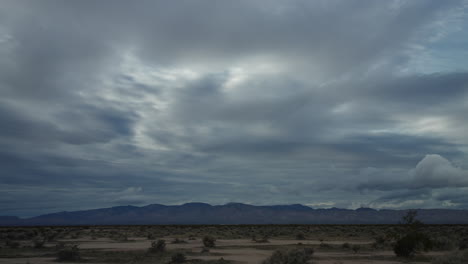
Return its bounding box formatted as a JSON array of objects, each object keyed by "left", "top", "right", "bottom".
[{"left": 1, "top": 0, "right": 468, "bottom": 216}]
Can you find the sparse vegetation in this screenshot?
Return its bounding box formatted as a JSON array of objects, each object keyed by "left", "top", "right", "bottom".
[
  {"left": 203, "top": 236, "right": 216, "bottom": 248},
  {"left": 171, "top": 252, "right": 186, "bottom": 263},
  {"left": 1, "top": 225, "right": 467, "bottom": 264},
  {"left": 57, "top": 245, "right": 81, "bottom": 261},
  {"left": 459, "top": 238, "right": 468, "bottom": 250},
  {"left": 5, "top": 239, "right": 20, "bottom": 248},
  {"left": 262, "top": 248, "right": 314, "bottom": 264},
  {"left": 351, "top": 244, "right": 360, "bottom": 253},
  {"left": 393, "top": 210, "right": 432, "bottom": 258},
  {"left": 296, "top": 233, "right": 306, "bottom": 240},
  {"left": 432, "top": 250, "right": 468, "bottom": 264},
  {"left": 149, "top": 239, "right": 166, "bottom": 253},
  {"left": 172, "top": 238, "right": 188, "bottom": 244},
  {"left": 33, "top": 237, "right": 45, "bottom": 248}
]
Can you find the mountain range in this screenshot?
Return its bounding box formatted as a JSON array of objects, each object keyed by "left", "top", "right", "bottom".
[{"left": 2, "top": 203, "right": 468, "bottom": 226}]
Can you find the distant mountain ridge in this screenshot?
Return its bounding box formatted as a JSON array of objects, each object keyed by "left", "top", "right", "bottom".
[{"left": 2, "top": 203, "right": 468, "bottom": 226}]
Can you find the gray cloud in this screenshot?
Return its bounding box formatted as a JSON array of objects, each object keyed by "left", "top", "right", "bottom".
[{"left": 1, "top": 0, "right": 468, "bottom": 216}]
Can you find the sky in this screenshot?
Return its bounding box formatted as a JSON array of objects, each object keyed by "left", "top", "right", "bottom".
[{"left": 1, "top": 0, "right": 468, "bottom": 217}]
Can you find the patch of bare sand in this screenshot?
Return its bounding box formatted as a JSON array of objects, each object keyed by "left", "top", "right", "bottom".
[
  {"left": 191, "top": 248, "right": 273, "bottom": 264},
  {"left": 316, "top": 260, "right": 426, "bottom": 264}
]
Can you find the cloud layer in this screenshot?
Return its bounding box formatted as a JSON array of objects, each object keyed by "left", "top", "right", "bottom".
[{"left": 1, "top": 0, "right": 468, "bottom": 216}]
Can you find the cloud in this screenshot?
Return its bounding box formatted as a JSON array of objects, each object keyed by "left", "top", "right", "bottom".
[
  {"left": 0, "top": 1, "right": 468, "bottom": 216},
  {"left": 359, "top": 154, "right": 468, "bottom": 191},
  {"left": 410, "top": 154, "right": 468, "bottom": 188}
]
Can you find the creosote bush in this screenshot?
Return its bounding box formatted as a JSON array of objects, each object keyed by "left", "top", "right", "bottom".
[
  {"left": 393, "top": 210, "right": 432, "bottom": 258},
  {"left": 171, "top": 252, "right": 186, "bottom": 263},
  {"left": 148, "top": 239, "right": 166, "bottom": 253},
  {"left": 203, "top": 236, "right": 216, "bottom": 248},
  {"left": 33, "top": 239, "right": 45, "bottom": 248},
  {"left": 5, "top": 239, "right": 20, "bottom": 249},
  {"left": 57, "top": 245, "right": 81, "bottom": 262},
  {"left": 255, "top": 235, "right": 270, "bottom": 243},
  {"left": 262, "top": 248, "right": 314, "bottom": 264},
  {"left": 172, "top": 238, "right": 187, "bottom": 244},
  {"left": 296, "top": 233, "right": 306, "bottom": 240},
  {"left": 459, "top": 238, "right": 468, "bottom": 250},
  {"left": 352, "top": 244, "right": 361, "bottom": 254}
]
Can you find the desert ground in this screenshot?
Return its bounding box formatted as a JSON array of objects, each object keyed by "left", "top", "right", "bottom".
[{"left": 1, "top": 225, "right": 467, "bottom": 264}]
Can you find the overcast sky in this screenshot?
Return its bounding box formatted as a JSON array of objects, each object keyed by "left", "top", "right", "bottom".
[{"left": 1, "top": 0, "right": 468, "bottom": 217}]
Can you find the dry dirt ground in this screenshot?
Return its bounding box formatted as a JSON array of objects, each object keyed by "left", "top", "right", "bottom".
[
  {"left": 0, "top": 236, "right": 450, "bottom": 264},
  {"left": 1, "top": 225, "right": 466, "bottom": 264}
]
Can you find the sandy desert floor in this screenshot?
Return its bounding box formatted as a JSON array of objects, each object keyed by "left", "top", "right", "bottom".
[{"left": 0, "top": 225, "right": 466, "bottom": 264}]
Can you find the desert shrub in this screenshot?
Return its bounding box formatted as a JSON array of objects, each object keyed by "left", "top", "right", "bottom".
[
  {"left": 459, "top": 238, "right": 468, "bottom": 250},
  {"left": 342, "top": 242, "right": 350, "bottom": 249},
  {"left": 114, "top": 234, "right": 128, "bottom": 242},
  {"left": 319, "top": 242, "right": 331, "bottom": 249},
  {"left": 262, "top": 248, "right": 314, "bottom": 264},
  {"left": 215, "top": 257, "right": 229, "bottom": 264},
  {"left": 33, "top": 237, "right": 45, "bottom": 248},
  {"left": 352, "top": 244, "right": 361, "bottom": 253},
  {"left": 394, "top": 232, "right": 432, "bottom": 258},
  {"left": 57, "top": 245, "right": 81, "bottom": 261},
  {"left": 255, "top": 235, "right": 270, "bottom": 243},
  {"left": 432, "top": 250, "right": 468, "bottom": 264},
  {"left": 372, "top": 235, "right": 389, "bottom": 249},
  {"left": 172, "top": 238, "right": 187, "bottom": 244},
  {"left": 171, "top": 252, "right": 186, "bottom": 263},
  {"left": 46, "top": 232, "right": 57, "bottom": 242},
  {"left": 188, "top": 236, "right": 196, "bottom": 240},
  {"left": 296, "top": 233, "right": 306, "bottom": 240},
  {"left": 432, "top": 236, "right": 457, "bottom": 251},
  {"left": 393, "top": 210, "right": 432, "bottom": 258},
  {"left": 5, "top": 239, "right": 20, "bottom": 248},
  {"left": 55, "top": 241, "right": 66, "bottom": 250},
  {"left": 201, "top": 247, "right": 210, "bottom": 253},
  {"left": 148, "top": 239, "right": 166, "bottom": 253},
  {"left": 203, "top": 236, "right": 216, "bottom": 248},
  {"left": 147, "top": 233, "right": 156, "bottom": 240}
]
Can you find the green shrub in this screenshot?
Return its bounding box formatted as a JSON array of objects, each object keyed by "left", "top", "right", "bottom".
[
  {"left": 203, "top": 236, "right": 216, "bottom": 248},
  {"left": 262, "top": 248, "right": 314, "bottom": 264},
  {"left": 57, "top": 245, "right": 81, "bottom": 261}
]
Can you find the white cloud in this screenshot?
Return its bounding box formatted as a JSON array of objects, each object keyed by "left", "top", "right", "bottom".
[{"left": 410, "top": 154, "right": 468, "bottom": 188}]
